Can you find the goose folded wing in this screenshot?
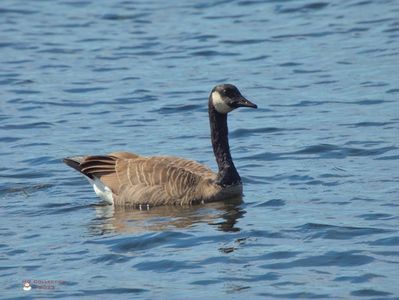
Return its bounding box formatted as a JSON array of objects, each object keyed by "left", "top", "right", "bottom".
[{"left": 112, "top": 158, "right": 211, "bottom": 206}]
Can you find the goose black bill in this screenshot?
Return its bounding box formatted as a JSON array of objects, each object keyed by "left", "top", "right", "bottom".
[{"left": 235, "top": 96, "right": 258, "bottom": 109}]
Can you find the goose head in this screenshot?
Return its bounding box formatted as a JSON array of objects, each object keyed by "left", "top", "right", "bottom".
[{"left": 210, "top": 84, "right": 257, "bottom": 114}]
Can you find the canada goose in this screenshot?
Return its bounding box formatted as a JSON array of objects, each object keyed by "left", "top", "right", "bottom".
[{"left": 64, "top": 84, "right": 257, "bottom": 207}]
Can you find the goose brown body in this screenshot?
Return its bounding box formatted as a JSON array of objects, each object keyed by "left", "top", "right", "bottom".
[
  {"left": 64, "top": 152, "right": 241, "bottom": 207},
  {"left": 64, "top": 84, "right": 257, "bottom": 207}
]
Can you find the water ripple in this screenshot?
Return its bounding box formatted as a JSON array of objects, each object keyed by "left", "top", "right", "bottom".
[
  {"left": 334, "top": 273, "right": 384, "bottom": 283},
  {"left": 275, "top": 2, "right": 329, "bottom": 14},
  {"left": 295, "top": 223, "right": 391, "bottom": 240},
  {"left": 244, "top": 144, "right": 396, "bottom": 161},
  {"left": 1, "top": 0, "right": 398, "bottom": 298},
  {"left": 350, "top": 289, "right": 392, "bottom": 297},
  {"left": 261, "top": 251, "right": 374, "bottom": 269}
]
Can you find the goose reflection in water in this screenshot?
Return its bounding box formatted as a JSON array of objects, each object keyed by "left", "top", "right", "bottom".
[{"left": 89, "top": 197, "right": 245, "bottom": 234}]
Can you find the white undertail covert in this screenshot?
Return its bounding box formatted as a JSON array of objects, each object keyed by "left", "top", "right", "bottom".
[{"left": 88, "top": 177, "right": 114, "bottom": 205}]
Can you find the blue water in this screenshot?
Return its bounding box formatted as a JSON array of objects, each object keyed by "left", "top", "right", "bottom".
[{"left": 1, "top": 0, "right": 399, "bottom": 299}]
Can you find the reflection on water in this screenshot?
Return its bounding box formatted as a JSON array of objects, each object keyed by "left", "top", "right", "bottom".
[{"left": 90, "top": 197, "right": 245, "bottom": 234}]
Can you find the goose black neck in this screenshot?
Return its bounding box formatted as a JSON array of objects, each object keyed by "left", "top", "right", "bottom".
[{"left": 208, "top": 98, "right": 241, "bottom": 186}]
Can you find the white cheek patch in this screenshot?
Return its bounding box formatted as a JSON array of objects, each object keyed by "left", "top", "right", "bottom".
[{"left": 212, "top": 91, "right": 234, "bottom": 114}]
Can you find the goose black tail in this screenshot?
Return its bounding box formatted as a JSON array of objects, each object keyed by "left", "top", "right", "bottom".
[{"left": 63, "top": 156, "right": 85, "bottom": 173}]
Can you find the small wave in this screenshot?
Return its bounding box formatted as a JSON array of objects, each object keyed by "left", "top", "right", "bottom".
[
  {"left": 275, "top": 2, "right": 329, "bottom": 14},
  {"left": 134, "top": 259, "right": 196, "bottom": 272},
  {"left": 38, "top": 48, "right": 82, "bottom": 54},
  {"left": 313, "top": 80, "right": 338, "bottom": 85},
  {"left": 0, "top": 8, "right": 37, "bottom": 15},
  {"left": 271, "top": 100, "right": 325, "bottom": 107},
  {"left": 386, "top": 88, "right": 399, "bottom": 94},
  {"left": 8, "top": 89, "right": 41, "bottom": 95},
  {"left": 22, "top": 155, "right": 60, "bottom": 166},
  {"left": 101, "top": 13, "right": 151, "bottom": 21},
  {"left": 278, "top": 62, "right": 303, "bottom": 67},
  {"left": 40, "top": 202, "right": 72, "bottom": 209},
  {"left": 39, "top": 64, "right": 69, "bottom": 70},
  {"left": 294, "top": 144, "right": 339, "bottom": 155},
  {"left": 221, "top": 39, "right": 269, "bottom": 45},
  {"left": 230, "top": 127, "right": 282, "bottom": 138},
  {"left": 254, "top": 199, "right": 285, "bottom": 207},
  {"left": 89, "top": 231, "right": 193, "bottom": 252},
  {"left": 261, "top": 250, "right": 374, "bottom": 269},
  {"left": 244, "top": 144, "right": 396, "bottom": 161},
  {"left": 376, "top": 154, "right": 399, "bottom": 160},
  {"left": 357, "top": 213, "right": 394, "bottom": 220},
  {"left": 239, "top": 55, "right": 270, "bottom": 62},
  {"left": 369, "top": 236, "right": 399, "bottom": 246},
  {"left": 291, "top": 144, "right": 396, "bottom": 158},
  {"left": 271, "top": 99, "right": 391, "bottom": 107},
  {"left": 190, "top": 279, "right": 221, "bottom": 285},
  {"left": 115, "top": 95, "right": 156, "bottom": 103},
  {"left": 351, "top": 289, "right": 392, "bottom": 297},
  {"left": 154, "top": 104, "right": 202, "bottom": 114},
  {"left": 340, "top": 121, "right": 395, "bottom": 128},
  {"left": 260, "top": 251, "right": 301, "bottom": 260},
  {"left": 31, "top": 203, "right": 92, "bottom": 216},
  {"left": 91, "top": 253, "right": 131, "bottom": 265},
  {"left": 205, "top": 13, "right": 249, "bottom": 20},
  {"left": 0, "top": 183, "right": 52, "bottom": 197},
  {"left": 353, "top": 99, "right": 389, "bottom": 105},
  {"left": 272, "top": 31, "right": 336, "bottom": 39},
  {"left": 78, "top": 288, "right": 148, "bottom": 296},
  {"left": 182, "top": 34, "right": 217, "bottom": 42},
  {"left": 92, "top": 67, "right": 129, "bottom": 72},
  {"left": 293, "top": 69, "right": 323, "bottom": 74},
  {"left": 190, "top": 50, "right": 239, "bottom": 57},
  {"left": 193, "top": 0, "right": 232, "bottom": 9},
  {"left": 230, "top": 127, "right": 308, "bottom": 137},
  {"left": 63, "top": 87, "right": 107, "bottom": 94},
  {"left": 295, "top": 223, "right": 391, "bottom": 240},
  {"left": 258, "top": 291, "right": 330, "bottom": 299},
  {"left": 334, "top": 273, "right": 384, "bottom": 283},
  {"left": 0, "top": 137, "right": 22, "bottom": 143}
]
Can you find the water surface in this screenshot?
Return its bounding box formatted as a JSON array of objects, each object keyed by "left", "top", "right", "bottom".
[{"left": 1, "top": 0, "right": 399, "bottom": 299}]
